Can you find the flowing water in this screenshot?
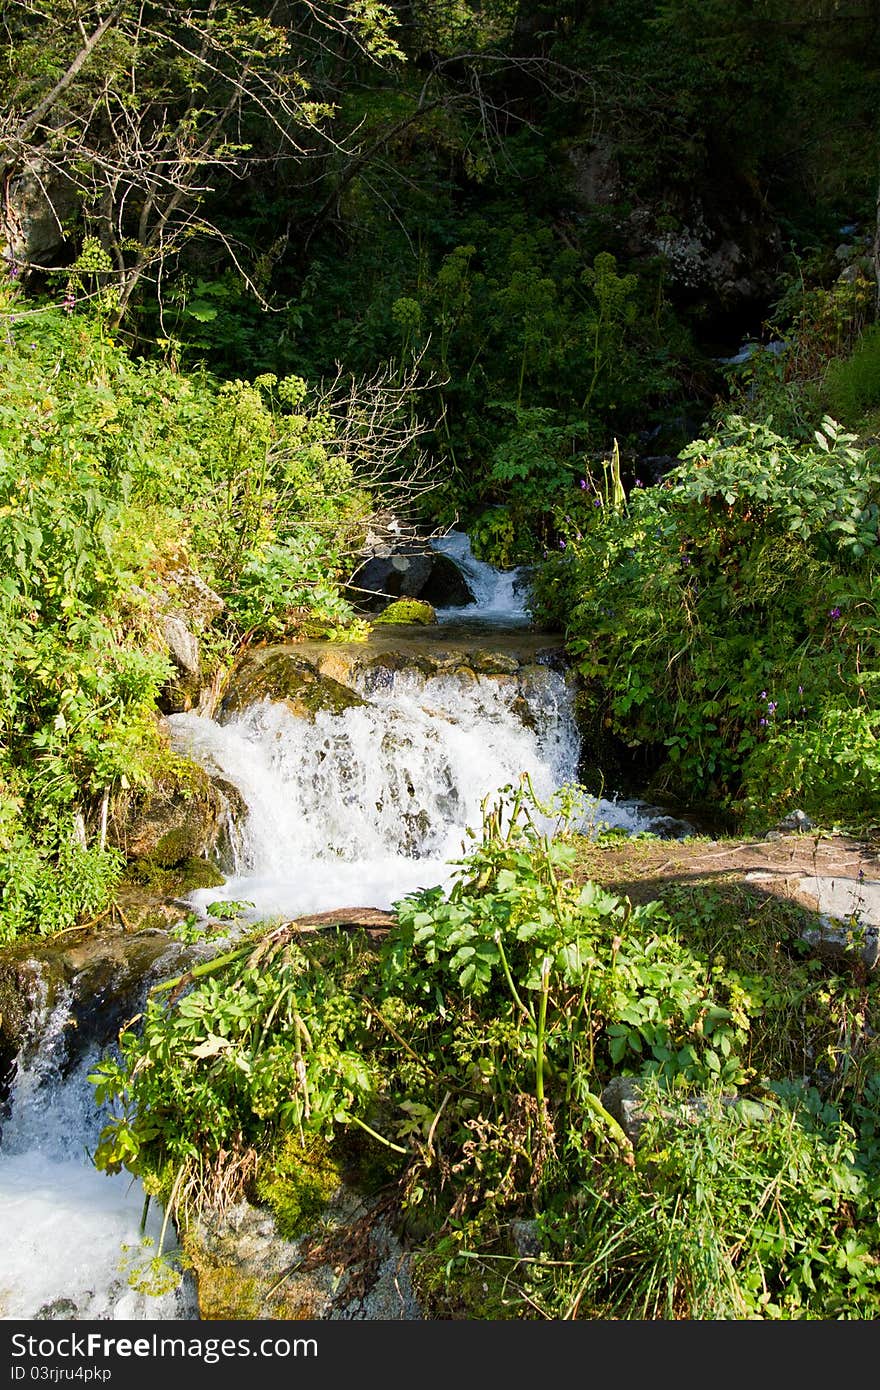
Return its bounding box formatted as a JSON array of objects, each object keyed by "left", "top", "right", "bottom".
[
  {"left": 0, "top": 978, "right": 198, "bottom": 1320},
  {"left": 0, "top": 534, "right": 672, "bottom": 1321}
]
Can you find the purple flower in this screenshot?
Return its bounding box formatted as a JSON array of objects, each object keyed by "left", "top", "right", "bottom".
[
  {"left": 593, "top": 497, "right": 602, "bottom": 508},
  {"left": 767, "top": 701, "right": 777, "bottom": 714},
  {"left": 797, "top": 685, "right": 803, "bottom": 694},
  {"left": 634, "top": 479, "right": 643, "bottom": 488},
  {"left": 760, "top": 690, "right": 767, "bottom": 700},
  {"left": 829, "top": 607, "right": 841, "bottom": 620},
  {"left": 759, "top": 717, "right": 768, "bottom": 727},
  {"left": 559, "top": 539, "right": 566, "bottom": 549},
  {"left": 579, "top": 478, "right": 588, "bottom": 490}
]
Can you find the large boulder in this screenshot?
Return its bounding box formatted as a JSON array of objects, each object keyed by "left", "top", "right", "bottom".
[
  {"left": 347, "top": 548, "right": 473, "bottom": 612},
  {"left": 1, "top": 161, "right": 79, "bottom": 271}
]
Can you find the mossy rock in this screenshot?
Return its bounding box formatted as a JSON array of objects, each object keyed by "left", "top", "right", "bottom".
[
  {"left": 221, "top": 649, "right": 365, "bottom": 718},
  {"left": 109, "top": 756, "right": 224, "bottom": 868},
  {"left": 182, "top": 1237, "right": 262, "bottom": 1321},
  {"left": 126, "top": 855, "right": 225, "bottom": 895},
  {"left": 255, "top": 1134, "right": 344, "bottom": 1240},
  {"left": 374, "top": 599, "right": 437, "bottom": 626}
]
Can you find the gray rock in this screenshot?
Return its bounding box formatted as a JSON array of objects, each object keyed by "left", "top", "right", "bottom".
[
  {"left": 348, "top": 549, "right": 473, "bottom": 611},
  {"left": 190, "top": 1191, "right": 421, "bottom": 1320},
  {"left": 161, "top": 614, "right": 201, "bottom": 680},
  {"left": 778, "top": 809, "right": 813, "bottom": 832},
  {"left": 1, "top": 161, "right": 78, "bottom": 269}
]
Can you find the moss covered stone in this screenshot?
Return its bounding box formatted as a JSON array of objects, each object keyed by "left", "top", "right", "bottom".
[
  {"left": 374, "top": 599, "right": 437, "bottom": 626},
  {"left": 221, "top": 650, "right": 366, "bottom": 719},
  {"left": 254, "top": 1134, "right": 344, "bottom": 1241}
]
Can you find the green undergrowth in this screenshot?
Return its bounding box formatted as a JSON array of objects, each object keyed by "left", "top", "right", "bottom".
[
  {"left": 0, "top": 288, "right": 412, "bottom": 943},
  {"left": 532, "top": 411, "right": 880, "bottom": 832},
  {"left": 89, "top": 779, "right": 880, "bottom": 1320}
]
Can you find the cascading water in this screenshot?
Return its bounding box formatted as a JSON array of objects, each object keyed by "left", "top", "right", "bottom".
[
  {"left": 0, "top": 979, "right": 198, "bottom": 1320},
  {"left": 430, "top": 530, "right": 530, "bottom": 625},
  {"left": 170, "top": 663, "right": 601, "bottom": 922},
  {"left": 0, "top": 537, "right": 669, "bottom": 1323}
]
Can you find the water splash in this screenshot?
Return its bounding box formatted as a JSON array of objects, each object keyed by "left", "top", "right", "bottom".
[{"left": 431, "top": 530, "right": 531, "bottom": 625}]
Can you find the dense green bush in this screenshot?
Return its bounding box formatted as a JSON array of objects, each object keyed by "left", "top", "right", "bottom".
[
  {"left": 532, "top": 412, "right": 880, "bottom": 825},
  {"left": 89, "top": 781, "right": 880, "bottom": 1318},
  {"left": 0, "top": 287, "right": 387, "bottom": 940}
]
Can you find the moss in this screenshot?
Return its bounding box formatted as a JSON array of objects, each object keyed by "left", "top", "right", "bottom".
[
  {"left": 254, "top": 1133, "right": 344, "bottom": 1240},
  {"left": 411, "top": 1228, "right": 521, "bottom": 1319},
  {"left": 182, "top": 1237, "right": 262, "bottom": 1320},
  {"left": 374, "top": 599, "right": 437, "bottom": 626},
  {"left": 127, "top": 854, "right": 225, "bottom": 893}
]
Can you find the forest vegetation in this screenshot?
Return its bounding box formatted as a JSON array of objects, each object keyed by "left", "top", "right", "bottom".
[{"left": 2, "top": 0, "right": 880, "bottom": 1318}]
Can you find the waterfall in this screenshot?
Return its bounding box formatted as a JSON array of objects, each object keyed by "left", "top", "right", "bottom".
[
  {"left": 167, "top": 662, "right": 656, "bottom": 924},
  {"left": 0, "top": 981, "right": 198, "bottom": 1321},
  {"left": 0, "top": 540, "right": 671, "bottom": 1322},
  {"left": 430, "top": 530, "right": 531, "bottom": 625}
]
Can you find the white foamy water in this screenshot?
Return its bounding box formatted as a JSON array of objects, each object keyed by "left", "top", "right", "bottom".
[
  {"left": 167, "top": 663, "right": 656, "bottom": 923},
  {"left": 431, "top": 530, "right": 531, "bottom": 625},
  {"left": 0, "top": 988, "right": 197, "bottom": 1321}
]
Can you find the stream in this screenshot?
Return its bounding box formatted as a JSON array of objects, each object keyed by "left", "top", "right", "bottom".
[{"left": 0, "top": 533, "right": 677, "bottom": 1322}]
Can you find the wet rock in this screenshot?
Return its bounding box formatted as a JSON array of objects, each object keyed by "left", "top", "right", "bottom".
[
  {"left": 348, "top": 549, "right": 473, "bottom": 612},
  {"left": 470, "top": 649, "right": 521, "bottom": 675},
  {"left": 0, "top": 926, "right": 201, "bottom": 1098},
  {"left": 221, "top": 649, "right": 366, "bottom": 719},
  {"left": 187, "top": 1190, "right": 421, "bottom": 1320}
]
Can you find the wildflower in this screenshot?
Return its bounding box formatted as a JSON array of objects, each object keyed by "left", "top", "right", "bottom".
[
  {"left": 829, "top": 607, "right": 841, "bottom": 620},
  {"left": 797, "top": 685, "right": 803, "bottom": 694},
  {"left": 681, "top": 555, "right": 691, "bottom": 566},
  {"left": 593, "top": 497, "right": 602, "bottom": 508},
  {"left": 634, "top": 478, "right": 643, "bottom": 488},
  {"left": 767, "top": 702, "right": 777, "bottom": 715},
  {"left": 559, "top": 539, "right": 566, "bottom": 549},
  {"left": 759, "top": 717, "right": 768, "bottom": 727},
  {"left": 579, "top": 478, "right": 589, "bottom": 490},
  {"left": 760, "top": 691, "right": 767, "bottom": 700}
]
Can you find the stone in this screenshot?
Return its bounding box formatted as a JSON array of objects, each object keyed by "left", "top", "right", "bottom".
[
  {"left": 161, "top": 614, "right": 201, "bottom": 679},
  {"left": 108, "top": 757, "right": 225, "bottom": 867},
  {"left": 777, "top": 809, "right": 813, "bottom": 832},
  {"left": 1, "top": 161, "right": 78, "bottom": 269},
  {"left": 347, "top": 547, "right": 473, "bottom": 612},
  {"left": 188, "top": 1190, "right": 421, "bottom": 1320},
  {"left": 373, "top": 599, "right": 437, "bottom": 626},
  {"left": 221, "top": 650, "right": 366, "bottom": 718}
]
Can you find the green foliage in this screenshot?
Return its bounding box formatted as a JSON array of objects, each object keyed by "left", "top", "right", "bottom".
[
  {"left": 529, "top": 1082, "right": 880, "bottom": 1320},
  {"left": 0, "top": 285, "right": 409, "bottom": 941},
  {"left": 533, "top": 412, "right": 880, "bottom": 824},
  {"left": 89, "top": 778, "right": 880, "bottom": 1317},
  {"left": 824, "top": 325, "right": 880, "bottom": 427}
]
